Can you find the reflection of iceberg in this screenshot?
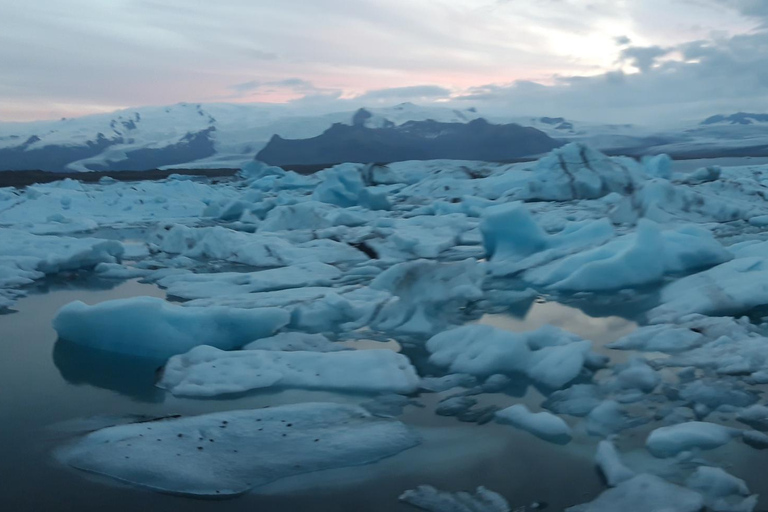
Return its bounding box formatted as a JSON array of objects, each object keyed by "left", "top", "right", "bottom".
[{"left": 53, "top": 338, "right": 166, "bottom": 403}]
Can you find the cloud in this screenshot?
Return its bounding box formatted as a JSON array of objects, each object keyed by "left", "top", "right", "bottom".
[
  {"left": 619, "top": 45, "right": 672, "bottom": 72},
  {"left": 230, "top": 78, "right": 318, "bottom": 94},
  {"left": 0, "top": 0, "right": 765, "bottom": 122},
  {"left": 354, "top": 85, "right": 452, "bottom": 102},
  {"left": 450, "top": 29, "right": 768, "bottom": 123}
]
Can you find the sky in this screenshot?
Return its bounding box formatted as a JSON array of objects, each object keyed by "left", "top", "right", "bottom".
[{"left": 2, "top": 0, "right": 768, "bottom": 124}]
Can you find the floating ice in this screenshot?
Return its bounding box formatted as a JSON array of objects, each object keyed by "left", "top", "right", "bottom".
[
  {"left": 159, "top": 345, "right": 420, "bottom": 397},
  {"left": 59, "top": 403, "right": 420, "bottom": 497},
  {"left": 514, "top": 143, "right": 643, "bottom": 201},
  {"left": 243, "top": 332, "right": 348, "bottom": 352},
  {"left": 685, "top": 466, "right": 756, "bottom": 512},
  {"left": 157, "top": 262, "right": 341, "bottom": 300},
  {"left": 495, "top": 404, "right": 572, "bottom": 444},
  {"left": 369, "top": 259, "right": 485, "bottom": 335},
  {"left": 426, "top": 324, "right": 594, "bottom": 389},
  {"left": 649, "top": 257, "right": 768, "bottom": 322},
  {"left": 152, "top": 224, "right": 368, "bottom": 267},
  {"left": 607, "top": 325, "right": 704, "bottom": 353},
  {"left": 566, "top": 474, "right": 704, "bottom": 512},
  {"left": 399, "top": 485, "right": 510, "bottom": 512},
  {"left": 646, "top": 421, "right": 737, "bottom": 458},
  {"left": 595, "top": 440, "right": 634, "bottom": 486},
  {"left": 53, "top": 297, "right": 289, "bottom": 358},
  {"left": 0, "top": 228, "right": 124, "bottom": 308},
  {"left": 526, "top": 220, "right": 731, "bottom": 291}
]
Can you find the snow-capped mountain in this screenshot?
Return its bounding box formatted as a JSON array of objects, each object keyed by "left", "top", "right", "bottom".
[
  {"left": 3, "top": 103, "right": 768, "bottom": 172},
  {"left": 0, "top": 102, "right": 491, "bottom": 172}
]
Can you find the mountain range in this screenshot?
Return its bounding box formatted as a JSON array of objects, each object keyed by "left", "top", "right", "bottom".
[{"left": 2, "top": 102, "right": 768, "bottom": 172}]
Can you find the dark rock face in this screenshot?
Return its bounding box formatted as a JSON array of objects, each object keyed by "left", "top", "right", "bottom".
[{"left": 256, "top": 118, "right": 563, "bottom": 166}]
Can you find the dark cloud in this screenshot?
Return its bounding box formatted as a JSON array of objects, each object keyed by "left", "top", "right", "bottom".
[
  {"left": 451, "top": 29, "right": 768, "bottom": 123},
  {"left": 619, "top": 45, "right": 671, "bottom": 72}
]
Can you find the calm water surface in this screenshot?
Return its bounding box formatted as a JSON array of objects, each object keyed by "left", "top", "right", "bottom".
[{"left": 5, "top": 276, "right": 759, "bottom": 511}]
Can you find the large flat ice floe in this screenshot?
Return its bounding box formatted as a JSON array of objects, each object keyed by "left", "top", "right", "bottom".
[
  {"left": 58, "top": 403, "right": 420, "bottom": 497},
  {"left": 53, "top": 297, "right": 289, "bottom": 358},
  {"left": 159, "top": 344, "right": 420, "bottom": 396}
]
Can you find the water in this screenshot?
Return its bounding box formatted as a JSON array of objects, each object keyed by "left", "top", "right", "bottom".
[
  {"left": 673, "top": 156, "right": 768, "bottom": 173},
  {"left": 0, "top": 277, "right": 680, "bottom": 512}
]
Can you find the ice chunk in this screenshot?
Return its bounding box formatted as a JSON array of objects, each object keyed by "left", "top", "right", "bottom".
[
  {"left": 686, "top": 466, "right": 754, "bottom": 512},
  {"left": 243, "top": 332, "right": 347, "bottom": 352},
  {"left": 646, "top": 422, "right": 737, "bottom": 458},
  {"left": 399, "top": 485, "right": 510, "bottom": 512},
  {"left": 642, "top": 154, "right": 672, "bottom": 179},
  {"left": 611, "top": 358, "right": 660, "bottom": 394},
  {"left": 436, "top": 396, "right": 478, "bottom": 417},
  {"left": 586, "top": 401, "right": 647, "bottom": 437},
  {"left": 0, "top": 228, "right": 124, "bottom": 308},
  {"left": 595, "top": 440, "right": 634, "bottom": 486},
  {"left": 566, "top": 474, "right": 704, "bottom": 512},
  {"left": 481, "top": 203, "right": 548, "bottom": 262},
  {"left": 258, "top": 201, "right": 370, "bottom": 232},
  {"left": 313, "top": 163, "right": 391, "bottom": 210},
  {"left": 152, "top": 224, "right": 367, "bottom": 267},
  {"left": 59, "top": 403, "right": 419, "bottom": 497},
  {"left": 737, "top": 404, "right": 768, "bottom": 431},
  {"left": 480, "top": 202, "right": 614, "bottom": 268},
  {"left": 527, "top": 221, "right": 731, "bottom": 291},
  {"left": 649, "top": 257, "right": 768, "bottom": 322},
  {"left": 159, "top": 345, "right": 420, "bottom": 397},
  {"left": 420, "top": 374, "right": 478, "bottom": 392},
  {"left": 516, "top": 143, "right": 642, "bottom": 201},
  {"left": 542, "top": 384, "right": 604, "bottom": 417},
  {"left": 607, "top": 325, "right": 704, "bottom": 353},
  {"left": 157, "top": 262, "right": 341, "bottom": 300},
  {"left": 369, "top": 259, "right": 485, "bottom": 335},
  {"left": 427, "top": 324, "right": 594, "bottom": 389},
  {"left": 53, "top": 297, "right": 289, "bottom": 359},
  {"left": 495, "top": 404, "right": 572, "bottom": 444},
  {"left": 612, "top": 178, "right": 747, "bottom": 225}
]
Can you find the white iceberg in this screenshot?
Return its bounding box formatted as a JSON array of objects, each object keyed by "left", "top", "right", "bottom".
[{"left": 159, "top": 345, "right": 420, "bottom": 397}]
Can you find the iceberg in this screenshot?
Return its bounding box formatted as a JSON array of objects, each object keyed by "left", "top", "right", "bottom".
[
  {"left": 53, "top": 296, "right": 289, "bottom": 358},
  {"left": 495, "top": 404, "right": 572, "bottom": 444},
  {"left": 58, "top": 403, "right": 420, "bottom": 497},
  {"left": 159, "top": 345, "right": 420, "bottom": 397}
]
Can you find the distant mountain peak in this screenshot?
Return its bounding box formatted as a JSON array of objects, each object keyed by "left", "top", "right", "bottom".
[{"left": 701, "top": 112, "right": 768, "bottom": 125}]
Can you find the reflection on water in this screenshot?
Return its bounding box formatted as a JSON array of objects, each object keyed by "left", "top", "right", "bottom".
[
  {"left": 53, "top": 339, "right": 166, "bottom": 403},
  {"left": 479, "top": 300, "right": 638, "bottom": 346},
  {"left": 673, "top": 156, "right": 768, "bottom": 173},
  {"left": 0, "top": 276, "right": 648, "bottom": 512}
]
